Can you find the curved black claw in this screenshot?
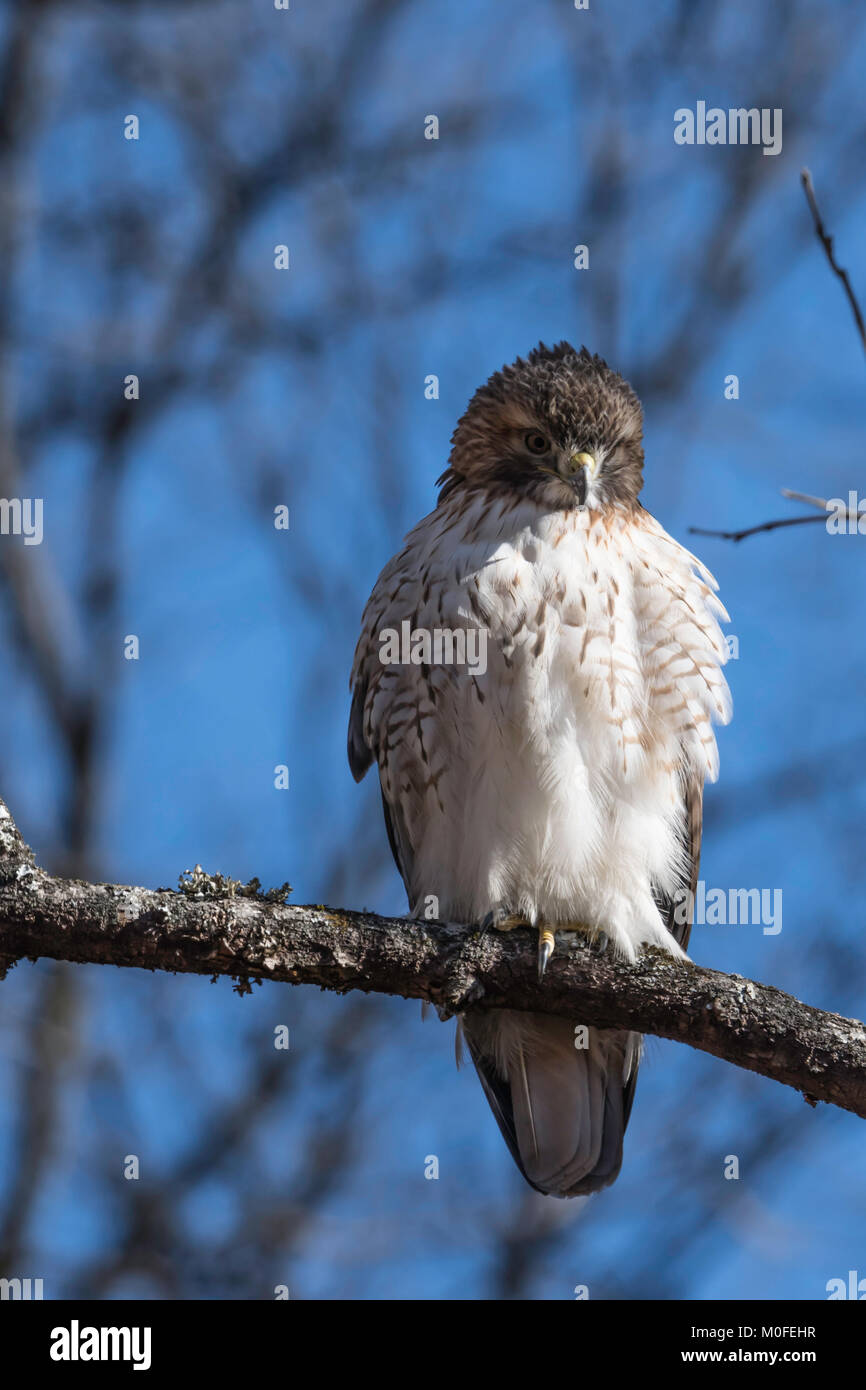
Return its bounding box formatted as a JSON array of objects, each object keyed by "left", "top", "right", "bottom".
[{"left": 538, "top": 927, "right": 556, "bottom": 980}]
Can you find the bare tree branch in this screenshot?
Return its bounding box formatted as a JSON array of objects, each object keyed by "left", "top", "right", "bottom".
[
  {"left": 689, "top": 512, "right": 830, "bottom": 543},
  {"left": 780, "top": 488, "right": 832, "bottom": 510},
  {"left": 0, "top": 798, "right": 863, "bottom": 1122},
  {"left": 689, "top": 489, "right": 864, "bottom": 543},
  {"left": 801, "top": 166, "right": 866, "bottom": 355},
  {"left": 690, "top": 169, "right": 866, "bottom": 543}
]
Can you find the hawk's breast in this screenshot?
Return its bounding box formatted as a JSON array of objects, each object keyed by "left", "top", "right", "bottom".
[{"left": 352, "top": 492, "right": 730, "bottom": 949}]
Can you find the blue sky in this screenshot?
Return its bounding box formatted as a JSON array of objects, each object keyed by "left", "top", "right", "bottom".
[{"left": 0, "top": 0, "right": 864, "bottom": 1299}]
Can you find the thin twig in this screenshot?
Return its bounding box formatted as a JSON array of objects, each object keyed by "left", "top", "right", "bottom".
[
  {"left": 689, "top": 513, "right": 830, "bottom": 543},
  {"left": 690, "top": 498, "right": 864, "bottom": 543},
  {"left": 691, "top": 171, "right": 866, "bottom": 542},
  {"left": 801, "top": 167, "right": 866, "bottom": 356},
  {"left": 780, "top": 488, "right": 830, "bottom": 510}
]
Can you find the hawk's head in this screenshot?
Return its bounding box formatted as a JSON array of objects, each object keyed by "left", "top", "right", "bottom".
[{"left": 438, "top": 342, "right": 644, "bottom": 511}]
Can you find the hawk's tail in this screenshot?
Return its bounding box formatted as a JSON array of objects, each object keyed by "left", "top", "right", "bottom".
[{"left": 461, "top": 1010, "right": 640, "bottom": 1197}]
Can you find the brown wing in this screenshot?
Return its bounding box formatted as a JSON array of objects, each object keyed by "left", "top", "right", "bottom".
[
  {"left": 347, "top": 683, "right": 373, "bottom": 783},
  {"left": 654, "top": 767, "right": 703, "bottom": 953},
  {"left": 347, "top": 607, "right": 419, "bottom": 900}
]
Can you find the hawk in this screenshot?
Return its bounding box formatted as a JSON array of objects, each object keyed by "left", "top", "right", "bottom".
[{"left": 348, "top": 343, "right": 731, "bottom": 1197}]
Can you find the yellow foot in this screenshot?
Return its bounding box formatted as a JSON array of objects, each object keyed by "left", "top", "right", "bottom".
[
  {"left": 538, "top": 927, "right": 555, "bottom": 980},
  {"left": 480, "top": 907, "right": 528, "bottom": 933},
  {"left": 537, "top": 923, "right": 607, "bottom": 978}
]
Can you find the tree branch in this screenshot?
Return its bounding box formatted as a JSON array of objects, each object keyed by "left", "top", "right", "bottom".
[
  {"left": 689, "top": 490, "right": 864, "bottom": 543},
  {"left": 0, "top": 798, "right": 863, "bottom": 1119},
  {"left": 690, "top": 169, "right": 866, "bottom": 542},
  {"left": 801, "top": 166, "right": 866, "bottom": 356},
  {"left": 688, "top": 511, "right": 830, "bottom": 543}
]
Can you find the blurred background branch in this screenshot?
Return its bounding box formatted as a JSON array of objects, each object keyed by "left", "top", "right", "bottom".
[
  {"left": 0, "top": 0, "right": 864, "bottom": 1300},
  {"left": 690, "top": 166, "right": 866, "bottom": 541}
]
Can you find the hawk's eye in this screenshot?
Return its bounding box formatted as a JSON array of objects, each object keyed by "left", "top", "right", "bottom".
[{"left": 524, "top": 431, "right": 549, "bottom": 456}]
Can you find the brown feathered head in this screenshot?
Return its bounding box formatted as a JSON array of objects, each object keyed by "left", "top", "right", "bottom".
[{"left": 437, "top": 342, "right": 645, "bottom": 511}]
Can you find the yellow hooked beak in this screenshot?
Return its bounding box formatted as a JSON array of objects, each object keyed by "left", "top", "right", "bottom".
[
  {"left": 557, "top": 451, "right": 597, "bottom": 505},
  {"left": 567, "top": 451, "right": 598, "bottom": 477},
  {"left": 537, "top": 452, "right": 598, "bottom": 506}
]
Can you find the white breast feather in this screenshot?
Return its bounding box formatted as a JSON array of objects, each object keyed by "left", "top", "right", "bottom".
[{"left": 352, "top": 494, "right": 731, "bottom": 961}]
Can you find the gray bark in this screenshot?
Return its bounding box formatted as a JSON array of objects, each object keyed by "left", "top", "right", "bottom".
[{"left": 0, "top": 797, "right": 863, "bottom": 1118}]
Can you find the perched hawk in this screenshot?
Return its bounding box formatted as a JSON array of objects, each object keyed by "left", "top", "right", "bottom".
[{"left": 348, "top": 343, "right": 731, "bottom": 1197}]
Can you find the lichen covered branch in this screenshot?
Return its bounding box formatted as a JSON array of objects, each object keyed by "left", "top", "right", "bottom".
[{"left": 0, "top": 798, "right": 863, "bottom": 1118}]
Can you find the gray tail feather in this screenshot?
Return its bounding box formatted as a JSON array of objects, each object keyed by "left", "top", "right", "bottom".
[{"left": 461, "top": 1009, "right": 640, "bottom": 1197}]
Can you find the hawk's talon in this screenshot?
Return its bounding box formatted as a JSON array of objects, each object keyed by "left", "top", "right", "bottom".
[
  {"left": 480, "top": 906, "right": 526, "bottom": 933},
  {"left": 538, "top": 927, "right": 556, "bottom": 980}
]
